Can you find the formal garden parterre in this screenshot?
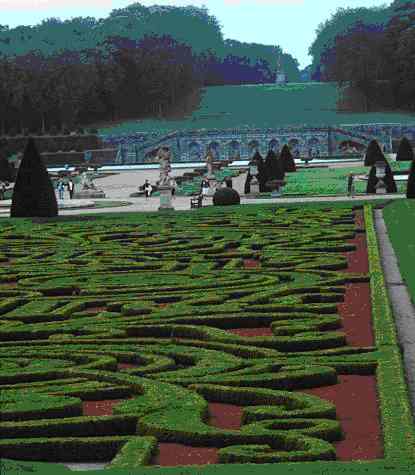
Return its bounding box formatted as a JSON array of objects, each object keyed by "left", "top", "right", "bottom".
[{"left": 1, "top": 202, "right": 415, "bottom": 475}]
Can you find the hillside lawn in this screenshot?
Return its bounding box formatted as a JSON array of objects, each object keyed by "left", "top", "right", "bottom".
[{"left": 96, "top": 83, "right": 415, "bottom": 136}]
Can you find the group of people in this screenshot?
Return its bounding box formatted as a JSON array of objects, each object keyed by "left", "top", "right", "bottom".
[{"left": 56, "top": 179, "right": 75, "bottom": 200}]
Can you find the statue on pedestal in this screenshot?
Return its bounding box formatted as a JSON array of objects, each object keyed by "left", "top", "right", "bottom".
[
  {"left": 205, "top": 150, "right": 214, "bottom": 178},
  {"left": 157, "top": 147, "right": 174, "bottom": 211},
  {"left": 158, "top": 147, "right": 172, "bottom": 186},
  {"left": 80, "top": 170, "right": 96, "bottom": 190}
]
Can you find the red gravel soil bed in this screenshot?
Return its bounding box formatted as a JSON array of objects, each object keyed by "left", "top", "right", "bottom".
[
  {"left": 338, "top": 283, "right": 373, "bottom": 346},
  {"left": 296, "top": 374, "right": 383, "bottom": 460},
  {"left": 153, "top": 444, "right": 219, "bottom": 467},
  {"left": 152, "top": 402, "right": 244, "bottom": 467},
  {"left": 1, "top": 281, "right": 18, "bottom": 287},
  {"left": 243, "top": 259, "right": 261, "bottom": 269},
  {"left": 337, "top": 210, "right": 373, "bottom": 346},
  {"left": 209, "top": 402, "right": 244, "bottom": 430},
  {"left": 227, "top": 327, "right": 274, "bottom": 337},
  {"left": 84, "top": 306, "right": 107, "bottom": 314},
  {"left": 83, "top": 399, "right": 130, "bottom": 417},
  {"left": 117, "top": 362, "right": 137, "bottom": 370}
]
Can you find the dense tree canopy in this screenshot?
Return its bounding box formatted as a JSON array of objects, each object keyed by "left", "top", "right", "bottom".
[
  {"left": 309, "top": 1, "right": 415, "bottom": 112},
  {"left": 0, "top": 2, "right": 301, "bottom": 134}
]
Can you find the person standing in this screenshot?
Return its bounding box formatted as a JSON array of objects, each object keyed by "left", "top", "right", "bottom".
[
  {"left": 347, "top": 173, "right": 355, "bottom": 197},
  {"left": 67, "top": 179, "right": 75, "bottom": 199},
  {"left": 144, "top": 180, "right": 152, "bottom": 200},
  {"left": 0, "top": 181, "right": 5, "bottom": 200},
  {"left": 201, "top": 178, "right": 210, "bottom": 197}
]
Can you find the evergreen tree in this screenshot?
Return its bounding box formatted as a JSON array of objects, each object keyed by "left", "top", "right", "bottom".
[
  {"left": 280, "top": 144, "right": 296, "bottom": 172},
  {"left": 406, "top": 159, "right": 415, "bottom": 198},
  {"left": 396, "top": 137, "right": 414, "bottom": 161},
  {"left": 364, "top": 140, "right": 385, "bottom": 166},
  {"left": 11, "top": 137, "right": 58, "bottom": 217}
]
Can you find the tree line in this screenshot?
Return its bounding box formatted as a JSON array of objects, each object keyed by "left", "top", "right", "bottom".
[
  {"left": 0, "top": 3, "right": 301, "bottom": 136},
  {"left": 308, "top": 0, "right": 415, "bottom": 112}
]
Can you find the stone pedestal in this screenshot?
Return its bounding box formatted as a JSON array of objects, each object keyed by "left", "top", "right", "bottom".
[
  {"left": 207, "top": 176, "right": 217, "bottom": 196},
  {"left": 249, "top": 177, "right": 260, "bottom": 197},
  {"left": 158, "top": 185, "right": 174, "bottom": 211}
]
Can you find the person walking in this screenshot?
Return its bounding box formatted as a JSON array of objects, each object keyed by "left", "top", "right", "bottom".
[
  {"left": 57, "top": 180, "right": 65, "bottom": 200},
  {"left": 225, "top": 176, "right": 233, "bottom": 188},
  {"left": 67, "top": 179, "right": 75, "bottom": 199},
  {"left": 347, "top": 173, "right": 355, "bottom": 197},
  {"left": 170, "top": 177, "right": 177, "bottom": 199},
  {"left": 144, "top": 180, "right": 153, "bottom": 200}
]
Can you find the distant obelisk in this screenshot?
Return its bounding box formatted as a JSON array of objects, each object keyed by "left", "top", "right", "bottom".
[{"left": 275, "top": 53, "right": 287, "bottom": 85}]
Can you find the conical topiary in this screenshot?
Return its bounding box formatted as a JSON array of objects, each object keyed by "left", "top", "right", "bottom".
[
  {"left": 406, "top": 159, "right": 415, "bottom": 198},
  {"left": 364, "top": 140, "right": 385, "bottom": 167},
  {"left": 264, "top": 150, "right": 278, "bottom": 182},
  {"left": 396, "top": 137, "right": 414, "bottom": 162},
  {"left": 280, "top": 144, "right": 296, "bottom": 172},
  {"left": 252, "top": 151, "right": 267, "bottom": 193},
  {"left": 11, "top": 137, "right": 58, "bottom": 217},
  {"left": 366, "top": 166, "right": 378, "bottom": 194},
  {"left": 384, "top": 162, "right": 397, "bottom": 193}
]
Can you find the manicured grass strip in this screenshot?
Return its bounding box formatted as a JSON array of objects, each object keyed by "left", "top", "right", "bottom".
[
  {"left": 364, "top": 204, "right": 398, "bottom": 347},
  {"left": 364, "top": 203, "right": 415, "bottom": 462}
]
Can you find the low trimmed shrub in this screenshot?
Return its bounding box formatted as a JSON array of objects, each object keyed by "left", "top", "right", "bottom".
[{"left": 213, "top": 187, "right": 240, "bottom": 206}]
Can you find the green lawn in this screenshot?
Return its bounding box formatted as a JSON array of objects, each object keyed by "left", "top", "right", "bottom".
[
  {"left": 383, "top": 199, "right": 415, "bottom": 305},
  {"left": 1, "top": 200, "right": 414, "bottom": 475},
  {"left": 97, "top": 83, "right": 415, "bottom": 136}
]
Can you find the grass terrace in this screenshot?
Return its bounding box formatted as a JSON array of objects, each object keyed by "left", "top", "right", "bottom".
[{"left": 0, "top": 199, "right": 414, "bottom": 475}]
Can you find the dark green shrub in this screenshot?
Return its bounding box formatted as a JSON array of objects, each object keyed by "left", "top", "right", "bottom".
[
  {"left": 213, "top": 187, "right": 240, "bottom": 206},
  {"left": 364, "top": 140, "right": 385, "bottom": 166},
  {"left": 10, "top": 137, "right": 58, "bottom": 217},
  {"left": 396, "top": 137, "right": 414, "bottom": 162},
  {"left": 280, "top": 144, "right": 296, "bottom": 172},
  {"left": 88, "top": 128, "right": 98, "bottom": 134},
  {"left": 384, "top": 162, "right": 397, "bottom": 193},
  {"left": 406, "top": 159, "right": 415, "bottom": 199},
  {"left": 0, "top": 156, "right": 13, "bottom": 182}
]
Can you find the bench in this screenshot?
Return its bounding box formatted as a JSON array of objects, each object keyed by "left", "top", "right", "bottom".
[{"left": 190, "top": 194, "right": 203, "bottom": 209}]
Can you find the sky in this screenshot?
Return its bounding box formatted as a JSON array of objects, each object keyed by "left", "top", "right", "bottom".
[{"left": 0, "top": 0, "right": 391, "bottom": 69}]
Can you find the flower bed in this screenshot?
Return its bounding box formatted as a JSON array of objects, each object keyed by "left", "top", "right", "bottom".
[{"left": 0, "top": 201, "right": 414, "bottom": 475}]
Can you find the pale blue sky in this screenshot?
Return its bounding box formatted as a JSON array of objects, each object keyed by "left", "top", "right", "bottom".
[{"left": 0, "top": 0, "right": 391, "bottom": 68}]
